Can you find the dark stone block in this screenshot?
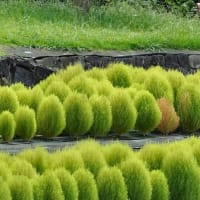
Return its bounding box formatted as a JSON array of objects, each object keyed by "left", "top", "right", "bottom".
[
  {"left": 150, "top": 55, "right": 165, "bottom": 67},
  {"left": 165, "top": 54, "right": 180, "bottom": 69}
]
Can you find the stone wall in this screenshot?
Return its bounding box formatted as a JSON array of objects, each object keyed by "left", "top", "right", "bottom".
[{"left": 0, "top": 52, "right": 200, "bottom": 86}]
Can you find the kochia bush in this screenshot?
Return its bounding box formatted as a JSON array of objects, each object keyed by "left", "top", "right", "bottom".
[
  {"left": 33, "top": 172, "right": 64, "bottom": 200},
  {"left": 97, "top": 167, "right": 128, "bottom": 200},
  {"left": 45, "top": 81, "right": 71, "bottom": 102},
  {"left": 0, "top": 177, "right": 12, "bottom": 200},
  {"left": 134, "top": 90, "right": 161, "bottom": 134},
  {"left": 30, "top": 86, "right": 44, "bottom": 111},
  {"left": 86, "top": 67, "right": 107, "bottom": 81},
  {"left": 89, "top": 95, "right": 112, "bottom": 136},
  {"left": 120, "top": 159, "right": 152, "bottom": 200},
  {"left": 106, "top": 63, "right": 132, "bottom": 88},
  {"left": 109, "top": 89, "right": 137, "bottom": 134},
  {"left": 68, "top": 75, "right": 95, "bottom": 97},
  {"left": 0, "top": 111, "right": 16, "bottom": 142},
  {"left": 14, "top": 106, "right": 36, "bottom": 140},
  {"left": 55, "top": 168, "right": 78, "bottom": 200},
  {"left": 144, "top": 72, "right": 174, "bottom": 104},
  {"left": 8, "top": 175, "right": 33, "bottom": 200},
  {"left": 157, "top": 98, "right": 179, "bottom": 135},
  {"left": 176, "top": 83, "right": 200, "bottom": 133},
  {"left": 37, "top": 95, "right": 66, "bottom": 137},
  {"left": 150, "top": 170, "right": 169, "bottom": 200},
  {"left": 73, "top": 169, "right": 98, "bottom": 200},
  {"left": 16, "top": 89, "right": 32, "bottom": 106},
  {"left": 103, "top": 142, "right": 134, "bottom": 166},
  {"left": 0, "top": 87, "right": 19, "bottom": 113},
  {"left": 63, "top": 93, "right": 93, "bottom": 136},
  {"left": 52, "top": 149, "right": 84, "bottom": 173},
  {"left": 162, "top": 150, "right": 200, "bottom": 200}
]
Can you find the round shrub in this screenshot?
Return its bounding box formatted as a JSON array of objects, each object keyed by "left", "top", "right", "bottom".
[
  {"left": 139, "top": 143, "right": 166, "bottom": 170},
  {"left": 17, "top": 147, "right": 50, "bottom": 174},
  {"left": 55, "top": 168, "right": 78, "bottom": 200},
  {"left": 0, "top": 177, "right": 12, "bottom": 200},
  {"left": 95, "top": 80, "right": 114, "bottom": 97},
  {"left": 125, "top": 87, "right": 137, "bottom": 100},
  {"left": 166, "top": 69, "right": 186, "bottom": 104},
  {"left": 68, "top": 75, "right": 95, "bottom": 97},
  {"left": 45, "top": 81, "right": 71, "bottom": 102},
  {"left": 109, "top": 89, "right": 137, "bottom": 134},
  {"left": 162, "top": 150, "right": 200, "bottom": 200},
  {"left": 15, "top": 106, "right": 36, "bottom": 140},
  {"left": 176, "top": 83, "right": 200, "bottom": 133},
  {"left": 52, "top": 149, "right": 84, "bottom": 173},
  {"left": 97, "top": 167, "right": 128, "bottom": 200},
  {"left": 150, "top": 170, "right": 169, "bottom": 200},
  {"left": 0, "top": 162, "right": 12, "bottom": 181},
  {"left": 33, "top": 171, "right": 64, "bottom": 200},
  {"left": 39, "top": 73, "right": 60, "bottom": 91},
  {"left": 103, "top": 142, "right": 134, "bottom": 166},
  {"left": 0, "top": 87, "right": 19, "bottom": 113},
  {"left": 0, "top": 111, "right": 16, "bottom": 142},
  {"left": 73, "top": 169, "right": 98, "bottom": 200},
  {"left": 106, "top": 63, "right": 132, "bottom": 88},
  {"left": 11, "top": 82, "right": 26, "bottom": 91},
  {"left": 11, "top": 158, "right": 37, "bottom": 179},
  {"left": 37, "top": 95, "right": 66, "bottom": 137},
  {"left": 157, "top": 98, "right": 179, "bottom": 135},
  {"left": 75, "top": 141, "right": 107, "bottom": 177},
  {"left": 144, "top": 72, "right": 174, "bottom": 104},
  {"left": 120, "top": 159, "right": 152, "bottom": 200},
  {"left": 57, "top": 63, "right": 84, "bottom": 84},
  {"left": 85, "top": 67, "right": 107, "bottom": 81},
  {"left": 129, "top": 67, "right": 147, "bottom": 84},
  {"left": 16, "top": 89, "right": 32, "bottom": 106},
  {"left": 89, "top": 95, "right": 112, "bottom": 136},
  {"left": 134, "top": 90, "right": 162, "bottom": 134},
  {"left": 63, "top": 93, "right": 93, "bottom": 136},
  {"left": 8, "top": 175, "right": 33, "bottom": 200},
  {"left": 29, "top": 86, "right": 44, "bottom": 111}
]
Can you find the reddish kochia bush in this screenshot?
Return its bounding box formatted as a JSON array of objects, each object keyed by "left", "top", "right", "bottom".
[{"left": 157, "top": 98, "right": 179, "bottom": 135}]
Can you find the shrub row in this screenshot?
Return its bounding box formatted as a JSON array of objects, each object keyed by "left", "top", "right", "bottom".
[
  {"left": 1, "top": 63, "right": 200, "bottom": 141},
  {"left": 1, "top": 138, "right": 200, "bottom": 200}
]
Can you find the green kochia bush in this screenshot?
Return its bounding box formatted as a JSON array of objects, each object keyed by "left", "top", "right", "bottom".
[
  {"left": 150, "top": 170, "right": 169, "bottom": 200},
  {"left": 106, "top": 63, "right": 132, "bottom": 88},
  {"left": 139, "top": 144, "right": 166, "bottom": 170},
  {"left": 120, "top": 159, "right": 152, "bottom": 200},
  {"left": 8, "top": 175, "right": 33, "bottom": 200},
  {"left": 0, "top": 87, "right": 19, "bottom": 113},
  {"left": 103, "top": 142, "right": 134, "bottom": 166},
  {"left": 0, "top": 177, "right": 12, "bottom": 200},
  {"left": 89, "top": 95, "right": 112, "bottom": 136},
  {"left": 95, "top": 80, "right": 114, "bottom": 97},
  {"left": 109, "top": 89, "right": 137, "bottom": 134},
  {"left": 176, "top": 83, "right": 200, "bottom": 133},
  {"left": 16, "top": 89, "right": 32, "bottom": 106},
  {"left": 162, "top": 150, "right": 200, "bottom": 200},
  {"left": 97, "top": 167, "right": 128, "bottom": 200},
  {"left": 53, "top": 149, "right": 84, "bottom": 173},
  {"left": 0, "top": 111, "right": 16, "bottom": 142},
  {"left": 63, "top": 93, "right": 93, "bottom": 136},
  {"left": 55, "top": 168, "right": 78, "bottom": 200},
  {"left": 0, "top": 162, "right": 12, "bottom": 181},
  {"left": 57, "top": 63, "right": 84, "bottom": 84},
  {"left": 33, "top": 172, "right": 64, "bottom": 200},
  {"left": 14, "top": 106, "right": 36, "bottom": 140},
  {"left": 17, "top": 147, "right": 50, "bottom": 174},
  {"left": 30, "top": 86, "right": 44, "bottom": 111},
  {"left": 11, "top": 159, "right": 37, "bottom": 179},
  {"left": 11, "top": 82, "right": 26, "bottom": 91},
  {"left": 134, "top": 90, "right": 161, "bottom": 134},
  {"left": 45, "top": 81, "right": 71, "bottom": 102},
  {"left": 37, "top": 95, "right": 66, "bottom": 137},
  {"left": 68, "top": 75, "right": 95, "bottom": 97},
  {"left": 144, "top": 72, "right": 174, "bottom": 104},
  {"left": 85, "top": 67, "right": 107, "bottom": 81},
  {"left": 75, "top": 141, "right": 107, "bottom": 177},
  {"left": 73, "top": 169, "right": 98, "bottom": 200}
]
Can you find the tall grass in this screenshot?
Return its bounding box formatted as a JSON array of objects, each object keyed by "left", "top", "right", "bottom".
[{"left": 0, "top": 1, "right": 199, "bottom": 50}]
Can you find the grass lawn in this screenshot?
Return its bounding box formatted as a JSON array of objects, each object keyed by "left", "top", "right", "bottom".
[{"left": 0, "top": 0, "right": 200, "bottom": 51}]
